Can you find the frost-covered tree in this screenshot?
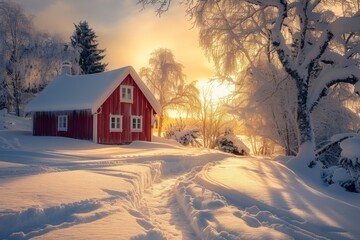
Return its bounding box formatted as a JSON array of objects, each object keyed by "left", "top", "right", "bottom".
[
  {"left": 140, "top": 0, "right": 360, "bottom": 164},
  {"left": 237, "top": 49, "right": 359, "bottom": 156},
  {"left": 70, "top": 20, "right": 107, "bottom": 74},
  {"left": 0, "top": 36, "right": 9, "bottom": 110},
  {"left": 0, "top": 1, "right": 74, "bottom": 114},
  {"left": 237, "top": 55, "right": 299, "bottom": 156},
  {"left": 25, "top": 34, "right": 73, "bottom": 92},
  {"left": 196, "top": 84, "right": 232, "bottom": 148},
  {"left": 0, "top": 0, "right": 33, "bottom": 115},
  {"left": 140, "top": 48, "right": 200, "bottom": 136}
]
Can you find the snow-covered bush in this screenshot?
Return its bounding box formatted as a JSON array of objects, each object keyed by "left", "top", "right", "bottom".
[
  {"left": 216, "top": 128, "right": 249, "bottom": 155},
  {"left": 164, "top": 120, "right": 201, "bottom": 147},
  {"left": 321, "top": 135, "right": 360, "bottom": 192},
  {"left": 316, "top": 138, "right": 345, "bottom": 168}
]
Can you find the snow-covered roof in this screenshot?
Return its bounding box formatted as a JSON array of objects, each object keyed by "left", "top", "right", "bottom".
[{"left": 26, "top": 66, "right": 161, "bottom": 114}]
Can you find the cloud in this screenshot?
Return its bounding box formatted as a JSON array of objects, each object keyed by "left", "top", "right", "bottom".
[
  {"left": 101, "top": 4, "right": 214, "bottom": 81},
  {"left": 30, "top": 1, "right": 84, "bottom": 37},
  {"left": 17, "top": 0, "right": 215, "bottom": 81}
]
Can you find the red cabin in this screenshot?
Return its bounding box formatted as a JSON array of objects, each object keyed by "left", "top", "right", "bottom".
[{"left": 26, "top": 66, "right": 161, "bottom": 144}]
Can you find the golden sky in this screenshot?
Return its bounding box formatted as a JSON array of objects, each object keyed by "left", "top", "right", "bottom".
[{"left": 16, "top": 0, "right": 214, "bottom": 82}]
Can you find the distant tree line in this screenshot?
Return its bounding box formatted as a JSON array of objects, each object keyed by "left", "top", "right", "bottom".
[
  {"left": 0, "top": 1, "right": 107, "bottom": 116},
  {"left": 0, "top": 1, "right": 65, "bottom": 115}
]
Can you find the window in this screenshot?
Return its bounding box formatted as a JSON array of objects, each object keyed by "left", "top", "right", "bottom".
[
  {"left": 58, "top": 115, "right": 68, "bottom": 131},
  {"left": 110, "top": 115, "right": 122, "bottom": 132},
  {"left": 131, "top": 116, "right": 142, "bottom": 132},
  {"left": 120, "top": 85, "right": 133, "bottom": 103}
]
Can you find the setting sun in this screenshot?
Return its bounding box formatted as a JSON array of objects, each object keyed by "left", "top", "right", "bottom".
[
  {"left": 167, "top": 79, "right": 234, "bottom": 118},
  {"left": 197, "top": 79, "right": 234, "bottom": 103}
]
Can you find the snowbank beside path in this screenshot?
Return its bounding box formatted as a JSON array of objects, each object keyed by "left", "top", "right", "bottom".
[
  {"left": 188, "top": 158, "right": 360, "bottom": 239},
  {"left": 175, "top": 166, "right": 290, "bottom": 239},
  {"left": 0, "top": 163, "right": 161, "bottom": 239}
]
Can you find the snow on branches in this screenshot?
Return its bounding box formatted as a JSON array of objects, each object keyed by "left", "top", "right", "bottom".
[
  {"left": 140, "top": 0, "right": 360, "bottom": 161},
  {"left": 190, "top": 0, "right": 360, "bottom": 157}
]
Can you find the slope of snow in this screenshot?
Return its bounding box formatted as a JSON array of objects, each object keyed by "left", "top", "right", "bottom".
[
  {"left": 1, "top": 112, "right": 359, "bottom": 239},
  {"left": 194, "top": 158, "right": 360, "bottom": 239}
]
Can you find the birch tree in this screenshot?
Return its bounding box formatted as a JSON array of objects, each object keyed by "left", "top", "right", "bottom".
[
  {"left": 140, "top": 48, "right": 200, "bottom": 136},
  {"left": 140, "top": 0, "right": 360, "bottom": 164},
  {"left": 240, "top": 52, "right": 359, "bottom": 156},
  {"left": 24, "top": 33, "right": 69, "bottom": 92},
  {"left": 0, "top": 0, "right": 33, "bottom": 115}
]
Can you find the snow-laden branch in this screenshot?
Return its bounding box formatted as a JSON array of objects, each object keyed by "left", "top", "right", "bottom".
[
  {"left": 322, "top": 51, "right": 357, "bottom": 67},
  {"left": 346, "top": 44, "right": 360, "bottom": 59},
  {"left": 301, "top": 30, "right": 334, "bottom": 71},
  {"left": 308, "top": 65, "right": 360, "bottom": 112},
  {"left": 308, "top": 0, "right": 321, "bottom": 12},
  {"left": 271, "top": 1, "right": 302, "bottom": 82},
  {"left": 303, "top": 14, "right": 360, "bottom": 69},
  {"left": 356, "top": 80, "right": 360, "bottom": 95},
  {"left": 298, "top": 1, "right": 309, "bottom": 55},
  {"left": 329, "top": 13, "right": 360, "bottom": 36},
  {"left": 245, "top": 0, "right": 283, "bottom": 8},
  {"left": 137, "top": 0, "right": 172, "bottom": 15}
]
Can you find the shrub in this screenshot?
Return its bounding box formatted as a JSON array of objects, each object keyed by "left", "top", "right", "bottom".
[
  {"left": 216, "top": 128, "right": 249, "bottom": 155},
  {"left": 164, "top": 120, "right": 201, "bottom": 147},
  {"left": 321, "top": 135, "right": 360, "bottom": 192}
]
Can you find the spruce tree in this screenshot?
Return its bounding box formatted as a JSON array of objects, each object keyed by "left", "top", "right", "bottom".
[{"left": 70, "top": 21, "right": 107, "bottom": 74}]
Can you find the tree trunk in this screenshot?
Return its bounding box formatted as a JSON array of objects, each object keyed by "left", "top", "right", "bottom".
[
  {"left": 296, "top": 83, "right": 316, "bottom": 165},
  {"left": 157, "top": 112, "right": 164, "bottom": 137}
]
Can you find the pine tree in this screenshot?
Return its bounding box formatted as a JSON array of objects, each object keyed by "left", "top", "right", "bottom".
[{"left": 70, "top": 21, "right": 107, "bottom": 74}]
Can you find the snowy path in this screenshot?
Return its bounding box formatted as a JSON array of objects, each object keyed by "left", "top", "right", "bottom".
[
  {"left": 0, "top": 126, "right": 230, "bottom": 239},
  {"left": 140, "top": 177, "right": 197, "bottom": 239},
  {"left": 1, "top": 115, "right": 360, "bottom": 239}
]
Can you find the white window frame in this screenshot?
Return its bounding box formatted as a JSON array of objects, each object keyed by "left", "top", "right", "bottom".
[
  {"left": 131, "top": 116, "right": 143, "bottom": 132},
  {"left": 57, "top": 115, "right": 68, "bottom": 131},
  {"left": 110, "top": 114, "right": 123, "bottom": 132},
  {"left": 120, "top": 85, "right": 133, "bottom": 103}
]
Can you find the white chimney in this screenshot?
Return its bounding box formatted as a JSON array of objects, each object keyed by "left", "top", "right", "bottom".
[{"left": 61, "top": 61, "right": 72, "bottom": 75}]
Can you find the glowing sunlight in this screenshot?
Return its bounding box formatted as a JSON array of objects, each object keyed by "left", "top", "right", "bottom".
[{"left": 197, "top": 79, "right": 234, "bottom": 103}]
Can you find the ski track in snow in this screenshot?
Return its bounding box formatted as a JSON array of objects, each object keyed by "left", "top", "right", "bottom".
[
  {"left": 1, "top": 118, "right": 360, "bottom": 239},
  {"left": 1, "top": 151, "right": 358, "bottom": 239},
  {"left": 192, "top": 160, "right": 355, "bottom": 240},
  {"left": 0, "top": 135, "right": 230, "bottom": 239},
  {"left": 138, "top": 177, "right": 197, "bottom": 239},
  {"left": 0, "top": 197, "right": 119, "bottom": 239}
]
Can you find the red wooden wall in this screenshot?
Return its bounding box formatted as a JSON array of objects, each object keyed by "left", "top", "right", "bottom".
[
  {"left": 96, "top": 74, "right": 153, "bottom": 144},
  {"left": 33, "top": 110, "right": 93, "bottom": 140},
  {"left": 32, "top": 74, "right": 155, "bottom": 145}
]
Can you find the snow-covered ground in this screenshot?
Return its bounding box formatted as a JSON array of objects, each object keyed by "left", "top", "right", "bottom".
[{"left": 1, "top": 110, "right": 360, "bottom": 239}]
